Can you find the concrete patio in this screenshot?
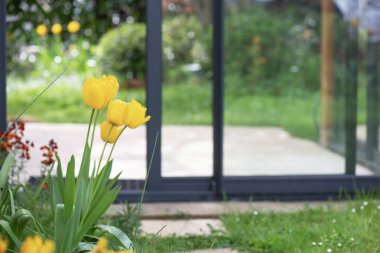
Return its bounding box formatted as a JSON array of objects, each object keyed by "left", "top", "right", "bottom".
[{"left": 19, "top": 123, "right": 373, "bottom": 181}]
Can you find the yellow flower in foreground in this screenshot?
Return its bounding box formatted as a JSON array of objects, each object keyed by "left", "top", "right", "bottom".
[
  {"left": 51, "top": 23, "right": 62, "bottom": 35},
  {"left": 36, "top": 24, "right": 48, "bottom": 36},
  {"left": 19, "top": 236, "right": 54, "bottom": 253},
  {"left": 107, "top": 99, "right": 129, "bottom": 126},
  {"left": 90, "top": 237, "right": 133, "bottom": 253},
  {"left": 101, "top": 121, "right": 123, "bottom": 143},
  {"left": 67, "top": 20, "right": 80, "bottom": 33},
  {"left": 82, "top": 75, "right": 119, "bottom": 110},
  {"left": 125, "top": 99, "right": 151, "bottom": 129},
  {"left": 0, "top": 238, "right": 7, "bottom": 253}
]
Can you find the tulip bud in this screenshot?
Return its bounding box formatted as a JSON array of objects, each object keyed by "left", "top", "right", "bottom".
[{"left": 100, "top": 121, "right": 123, "bottom": 144}]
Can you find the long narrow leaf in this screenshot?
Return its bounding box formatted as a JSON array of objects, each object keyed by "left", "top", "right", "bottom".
[
  {"left": 0, "top": 155, "right": 14, "bottom": 194},
  {"left": 94, "top": 224, "right": 133, "bottom": 250},
  {"left": 0, "top": 220, "right": 21, "bottom": 247},
  {"left": 64, "top": 156, "right": 76, "bottom": 219}
]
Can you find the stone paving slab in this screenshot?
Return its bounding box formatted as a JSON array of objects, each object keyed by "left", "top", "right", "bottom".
[
  {"left": 20, "top": 123, "right": 373, "bottom": 181},
  {"left": 141, "top": 219, "right": 223, "bottom": 236},
  {"left": 108, "top": 201, "right": 348, "bottom": 218}
]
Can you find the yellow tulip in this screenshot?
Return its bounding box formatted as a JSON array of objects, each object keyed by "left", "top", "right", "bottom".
[
  {"left": 103, "top": 75, "right": 119, "bottom": 102},
  {"left": 90, "top": 237, "right": 133, "bottom": 253},
  {"left": 0, "top": 238, "right": 7, "bottom": 253},
  {"left": 51, "top": 23, "right": 62, "bottom": 35},
  {"left": 101, "top": 121, "right": 123, "bottom": 143},
  {"left": 19, "top": 236, "right": 54, "bottom": 253},
  {"left": 82, "top": 75, "right": 119, "bottom": 110},
  {"left": 107, "top": 99, "right": 129, "bottom": 126},
  {"left": 82, "top": 78, "right": 108, "bottom": 109},
  {"left": 125, "top": 99, "right": 151, "bottom": 129},
  {"left": 36, "top": 24, "right": 48, "bottom": 36},
  {"left": 67, "top": 20, "right": 80, "bottom": 33}
]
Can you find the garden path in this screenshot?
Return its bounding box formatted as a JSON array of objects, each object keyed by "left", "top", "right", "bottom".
[{"left": 21, "top": 123, "right": 372, "bottom": 181}]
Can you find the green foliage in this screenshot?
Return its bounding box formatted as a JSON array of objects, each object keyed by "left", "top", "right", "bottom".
[
  {"left": 48, "top": 148, "right": 132, "bottom": 253},
  {"left": 97, "top": 23, "right": 146, "bottom": 83},
  {"left": 162, "top": 15, "right": 209, "bottom": 68},
  {"left": 224, "top": 6, "right": 321, "bottom": 94},
  {"left": 6, "top": 0, "right": 145, "bottom": 74},
  {"left": 97, "top": 16, "right": 210, "bottom": 85},
  {"left": 0, "top": 155, "right": 46, "bottom": 250}
]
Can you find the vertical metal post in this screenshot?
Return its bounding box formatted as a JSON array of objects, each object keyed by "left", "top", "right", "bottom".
[
  {"left": 212, "top": 0, "right": 224, "bottom": 195},
  {"left": 320, "top": 0, "right": 334, "bottom": 147},
  {"left": 345, "top": 20, "right": 359, "bottom": 175},
  {"left": 0, "top": 0, "right": 7, "bottom": 132},
  {"left": 146, "top": 0, "right": 162, "bottom": 190},
  {"left": 366, "top": 40, "right": 379, "bottom": 160}
]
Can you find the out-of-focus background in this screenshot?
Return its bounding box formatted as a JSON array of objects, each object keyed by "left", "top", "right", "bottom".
[{"left": 3, "top": 0, "right": 380, "bottom": 180}]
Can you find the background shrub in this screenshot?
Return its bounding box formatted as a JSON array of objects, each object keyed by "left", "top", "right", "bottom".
[
  {"left": 97, "top": 16, "right": 210, "bottom": 85},
  {"left": 97, "top": 23, "right": 146, "bottom": 83}
]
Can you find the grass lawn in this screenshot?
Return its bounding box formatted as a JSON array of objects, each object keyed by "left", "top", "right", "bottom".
[
  {"left": 6, "top": 76, "right": 368, "bottom": 141},
  {"left": 130, "top": 200, "right": 380, "bottom": 253}
]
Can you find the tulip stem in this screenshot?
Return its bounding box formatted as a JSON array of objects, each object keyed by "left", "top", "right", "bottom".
[
  {"left": 106, "top": 126, "right": 127, "bottom": 164},
  {"left": 90, "top": 110, "right": 100, "bottom": 150},
  {"left": 97, "top": 126, "right": 113, "bottom": 174},
  {"left": 85, "top": 109, "right": 95, "bottom": 146}
]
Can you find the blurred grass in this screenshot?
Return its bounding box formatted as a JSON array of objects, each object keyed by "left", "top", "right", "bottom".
[{"left": 7, "top": 78, "right": 367, "bottom": 141}]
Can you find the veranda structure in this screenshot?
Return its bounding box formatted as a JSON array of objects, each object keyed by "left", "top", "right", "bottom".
[{"left": 1, "top": 0, "right": 380, "bottom": 202}]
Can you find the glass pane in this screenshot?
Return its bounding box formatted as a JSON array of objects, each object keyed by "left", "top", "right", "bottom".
[
  {"left": 161, "top": 0, "right": 213, "bottom": 177},
  {"left": 223, "top": 0, "right": 370, "bottom": 176}
]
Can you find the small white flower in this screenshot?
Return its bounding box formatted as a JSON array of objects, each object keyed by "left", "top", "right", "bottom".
[
  {"left": 252, "top": 211, "right": 259, "bottom": 216},
  {"left": 332, "top": 218, "right": 336, "bottom": 223},
  {"left": 312, "top": 242, "right": 316, "bottom": 246},
  {"left": 319, "top": 242, "right": 323, "bottom": 246},
  {"left": 352, "top": 208, "right": 356, "bottom": 213},
  {"left": 377, "top": 205, "right": 380, "bottom": 210},
  {"left": 337, "top": 243, "right": 342, "bottom": 247},
  {"left": 363, "top": 201, "right": 368, "bottom": 206},
  {"left": 327, "top": 249, "right": 332, "bottom": 253},
  {"left": 351, "top": 237, "right": 355, "bottom": 241},
  {"left": 360, "top": 205, "right": 364, "bottom": 210}
]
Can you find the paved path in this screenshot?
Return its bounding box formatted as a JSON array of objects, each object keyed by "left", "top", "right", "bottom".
[{"left": 19, "top": 123, "right": 372, "bottom": 181}]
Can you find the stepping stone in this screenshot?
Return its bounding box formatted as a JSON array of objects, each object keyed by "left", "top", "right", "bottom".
[{"left": 141, "top": 219, "right": 223, "bottom": 236}]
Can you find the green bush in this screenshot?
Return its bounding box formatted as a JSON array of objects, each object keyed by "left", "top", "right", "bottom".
[
  {"left": 97, "top": 16, "right": 210, "bottom": 85},
  {"left": 97, "top": 23, "right": 146, "bottom": 83}
]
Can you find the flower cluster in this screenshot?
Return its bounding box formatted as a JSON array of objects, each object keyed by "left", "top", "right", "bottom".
[
  {"left": 0, "top": 236, "right": 54, "bottom": 253},
  {"left": 40, "top": 139, "right": 58, "bottom": 167},
  {"left": 36, "top": 21, "right": 80, "bottom": 36},
  {"left": 82, "top": 75, "right": 150, "bottom": 145},
  {"left": 0, "top": 121, "right": 33, "bottom": 160},
  {"left": 0, "top": 236, "right": 132, "bottom": 253}
]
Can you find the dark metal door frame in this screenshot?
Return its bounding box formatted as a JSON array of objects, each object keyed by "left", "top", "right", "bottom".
[{"left": 1, "top": 0, "right": 380, "bottom": 202}]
